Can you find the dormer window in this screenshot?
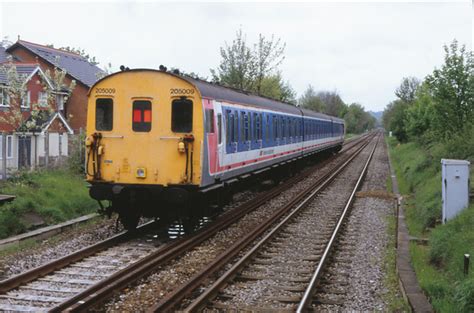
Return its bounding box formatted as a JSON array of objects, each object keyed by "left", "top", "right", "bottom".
[
  {"left": 21, "top": 91, "right": 31, "bottom": 109},
  {"left": 38, "top": 92, "right": 48, "bottom": 107},
  {"left": 56, "top": 94, "right": 64, "bottom": 111},
  {"left": 0, "top": 88, "right": 9, "bottom": 107}
]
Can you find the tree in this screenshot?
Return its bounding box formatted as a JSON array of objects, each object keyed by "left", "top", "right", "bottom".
[
  {"left": 299, "top": 85, "right": 325, "bottom": 112},
  {"left": 211, "top": 29, "right": 293, "bottom": 102},
  {"left": 317, "top": 91, "right": 346, "bottom": 117},
  {"left": 46, "top": 44, "right": 99, "bottom": 65},
  {"left": 404, "top": 83, "right": 435, "bottom": 141},
  {"left": 343, "top": 103, "right": 376, "bottom": 134},
  {"left": 425, "top": 40, "right": 474, "bottom": 137},
  {"left": 383, "top": 99, "right": 409, "bottom": 142},
  {"left": 0, "top": 61, "right": 75, "bottom": 167},
  {"left": 253, "top": 34, "right": 285, "bottom": 95},
  {"left": 395, "top": 77, "right": 420, "bottom": 103},
  {"left": 96, "top": 63, "right": 114, "bottom": 80},
  {"left": 259, "top": 73, "right": 296, "bottom": 104},
  {"left": 1, "top": 36, "right": 13, "bottom": 49},
  {"left": 211, "top": 29, "right": 256, "bottom": 91}
]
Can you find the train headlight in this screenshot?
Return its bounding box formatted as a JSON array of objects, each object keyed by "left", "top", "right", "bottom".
[{"left": 136, "top": 167, "right": 147, "bottom": 178}]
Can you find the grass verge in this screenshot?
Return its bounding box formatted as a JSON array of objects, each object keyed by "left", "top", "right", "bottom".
[
  {"left": 387, "top": 136, "right": 474, "bottom": 312},
  {"left": 0, "top": 169, "right": 97, "bottom": 239}
]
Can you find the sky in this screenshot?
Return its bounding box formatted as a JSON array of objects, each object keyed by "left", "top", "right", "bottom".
[{"left": 0, "top": 1, "right": 472, "bottom": 112}]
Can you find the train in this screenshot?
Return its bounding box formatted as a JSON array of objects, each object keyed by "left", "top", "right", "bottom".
[{"left": 85, "top": 68, "right": 345, "bottom": 230}]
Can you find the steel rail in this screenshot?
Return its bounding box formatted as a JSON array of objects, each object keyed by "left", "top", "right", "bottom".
[
  {"left": 181, "top": 134, "right": 377, "bottom": 313},
  {"left": 148, "top": 135, "right": 374, "bottom": 312},
  {"left": 297, "top": 134, "right": 379, "bottom": 312},
  {"left": 50, "top": 136, "right": 372, "bottom": 312},
  {"left": 0, "top": 220, "right": 158, "bottom": 294}
]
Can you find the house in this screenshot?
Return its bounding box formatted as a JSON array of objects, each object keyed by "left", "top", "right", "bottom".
[
  {"left": 5, "top": 40, "right": 103, "bottom": 132},
  {"left": 0, "top": 62, "right": 73, "bottom": 174},
  {"left": 0, "top": 39, "right": 103, "bottom": 176}
]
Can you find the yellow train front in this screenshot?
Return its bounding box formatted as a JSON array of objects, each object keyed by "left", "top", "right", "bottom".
[{"left": 86, "top": 69, "right": 204, "bottom": 229}]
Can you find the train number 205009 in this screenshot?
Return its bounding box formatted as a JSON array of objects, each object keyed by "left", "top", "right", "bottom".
[
  {"left": 95, "top": 88, "right": 116, "bottom": 94},
  {"left": 170, "top": 88, "right": 195, "bottom": 95}
]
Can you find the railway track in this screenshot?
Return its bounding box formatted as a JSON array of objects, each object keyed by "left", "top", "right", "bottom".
[
  {"left": 152, "top": 133, "right": 380, "bottom": 312},
  {"left": 0, "top": 134, "right": 372, "bottom": 312}
]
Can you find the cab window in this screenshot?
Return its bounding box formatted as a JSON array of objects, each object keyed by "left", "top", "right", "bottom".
[
  {"left": 132, "top": 100, "right": 152, "bottom": 132},
  {"left": 172, "top": 98, "right": 193, "bottom": 133},
  {"left": 96, "top": 98, "right": 113, "bottom": 131}
]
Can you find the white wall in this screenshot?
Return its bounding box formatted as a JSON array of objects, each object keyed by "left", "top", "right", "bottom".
[{"left": 0, "top": 132, "right": 70, "bottom": 178}]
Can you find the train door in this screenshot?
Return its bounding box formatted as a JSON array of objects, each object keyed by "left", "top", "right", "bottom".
[
  {"left": 214, "top": 102, "right": 225, "bottom": 172},
  {"left": 225, "top": 109, "right": 238, "bottom": 154}
]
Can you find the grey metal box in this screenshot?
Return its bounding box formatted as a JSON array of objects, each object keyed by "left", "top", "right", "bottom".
[{"left": 441, "top": 159, "right": 470, "bottom": 223}]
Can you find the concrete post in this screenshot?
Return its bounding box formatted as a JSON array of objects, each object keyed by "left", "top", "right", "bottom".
[
  {"left": 44, "top": 131, "right": 49, "bottom": 168},
  {"left": 1, "top": 133, "right": 6, "bottom": 180},
  {"left": 33, "top": 133, "right": 37, "bottom": 169},
  {"left": 58, "top": 132, "right": 62, "bottom": 165},
  {"left": 79, "top": 128, "right": 83, "bottom": 165}
]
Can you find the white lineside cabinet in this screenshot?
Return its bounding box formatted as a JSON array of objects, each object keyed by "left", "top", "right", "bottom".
[{"left": 441, "top": 159, "right": 470, "bottom": 223}]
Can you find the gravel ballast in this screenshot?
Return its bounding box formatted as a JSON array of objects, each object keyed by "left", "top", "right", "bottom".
[
  {"left": 313, "top": 135, "right": 403, "bottom": 311},
  {"left": 102, "top": 141, "right": 368, "bottom": 311}
]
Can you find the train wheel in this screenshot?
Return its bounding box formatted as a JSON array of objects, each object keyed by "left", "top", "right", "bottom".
[
  {"left": 119, "top": 210, "right": 140, "bottom": 231},
  {"left": 181, "top": 216, "right": 199, "bottom": 234}
]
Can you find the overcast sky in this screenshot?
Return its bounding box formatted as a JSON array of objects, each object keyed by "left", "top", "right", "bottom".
[{"left": 1, "top": 1, "right": 472, "bottom": 112}]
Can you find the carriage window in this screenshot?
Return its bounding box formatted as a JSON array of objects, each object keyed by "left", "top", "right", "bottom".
[
  {"left": 240, "top": 112, "right": 246, "bottom": 141},
  {"left": 273, "top": 117, "right": 277, "bottom": 140},
  {"left": 233, "top": 113, "right": 238, "bottom": 142},
  {"left": 132, "top": 100, "right": 152, "bottom": 132},
  {"left": 96, "top": 98, "right": 113, "bottom": 131},
  {"left": 244, "top": 113, "right": 249, "bottom": 141},
  {"left": 252, "top": 113, "right": 257, "bottom": 141},
  {"left": 226, "top": 111, "right": 232, "bottom": 144},
  {"left": 266, "top": 115, "right": 270, "bottom": 141},
  {"left": 172, "top": 98, "right": 193, "bottom": 133},
  {"left": 217, "top": 114, "right": 222, "bottom": 144},
  {"left": 256, "top": 114, "right": 262, "bottom": 140},
  {"left": 205, "top": 109, "right": 214, "bottom": 133}
]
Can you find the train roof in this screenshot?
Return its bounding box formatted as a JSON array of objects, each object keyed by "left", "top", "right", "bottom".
[
  {"left": 299, "top": 107, "right": 345, "bottom": 124},
  {"left": 182, "top": 75, "right": 302, "bottom": 115},
  {"left": 182, "top": 76, "right": 343, "bottom": 123},
  {"left": 90, "top": 68, "right": 344, "bottom": 123}
]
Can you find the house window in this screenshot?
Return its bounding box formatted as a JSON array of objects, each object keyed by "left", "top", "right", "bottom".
[
  {"left": 38, "top": 92, "right": 48, "bottom": 107},
  {"left": 171, "top": 98, "right": 193, "bottom": 133},
  {"left": 96, "top": 98, "right": 113, "bottom": 131},
  {"left": 132, "top": 100, "right": 152, "bottom": 132},
  {"left": 21, "top": 91, "right": 31, "bottom": 109},
  {"left": 0, "top": 135, "right": 13, "bottom": 159},
  {"left": 7, "top": 136, "right": 12, "bottom": 158},
  {"left": 57, "top": 94, "right": 65, "bottom": 111},
  {"left": 0, "top": 88, "right": 9, "bottom": 107}
]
